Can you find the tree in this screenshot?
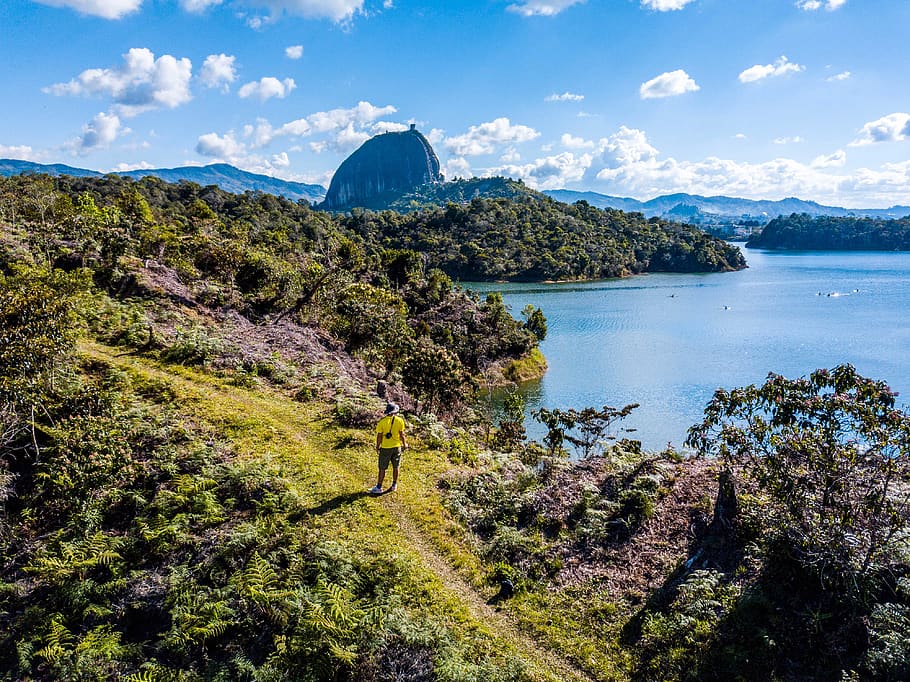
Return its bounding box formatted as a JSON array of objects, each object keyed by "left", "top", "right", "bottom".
[
  {"left": 686, "top": 365, "right": 910, "bottom": 596},
  {"left": 521, "top": 304, "right": 547, "bottom": 341},
  {"left": 534, "top": 403, "right": 638, "bottom": 458}
]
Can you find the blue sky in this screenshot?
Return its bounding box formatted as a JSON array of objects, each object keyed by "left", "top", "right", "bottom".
[{"left": 2, "top": 0, "right": 910, "bottom": 207}]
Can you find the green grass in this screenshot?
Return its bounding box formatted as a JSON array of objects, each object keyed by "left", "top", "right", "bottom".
[{"left": 83, "top": 342, "right": 593, "bottom": 682}]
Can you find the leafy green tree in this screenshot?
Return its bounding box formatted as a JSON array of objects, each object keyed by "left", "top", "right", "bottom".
[
  {"left": 521, "top": 304, "right": 547, "bottom": 341},
  {"left": 401, "top": 337, "right": 469, "bottom": 414},
  {"left": 534, "top": 404, "right": 639, "bottom": 458},
  {"left": 686, "top": 365, "right": 910, "bottom": 596}
]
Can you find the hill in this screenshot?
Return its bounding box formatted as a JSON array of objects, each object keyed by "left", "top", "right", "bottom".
[
  {"left": 0, "top": 158, "right": 326, "bottom": 203},
  {"left": 747, "top": 212, "right": 910, "bottom": 250},
  {"left": 321, "top": 126, "right": 442, "bottom": 210},
  {"left": 344, "top": 190, "right": 747, "bottom": 280},
  {"left": 2, "top": 173, "right": 910, "bottom": 680},
  {"left": 545, "top": 188, "right": 910, "bottom": 221}
]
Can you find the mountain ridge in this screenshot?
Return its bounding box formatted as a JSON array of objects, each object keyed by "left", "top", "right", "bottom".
[
  {"left": 0, "top": 158, "right": 326, "bottom": 203},
  {"left": 4, "top": 157, "right": 909, "bottom": 219},
  {"left": 544, "top": 188, "right": 910, "bottom": 220}
]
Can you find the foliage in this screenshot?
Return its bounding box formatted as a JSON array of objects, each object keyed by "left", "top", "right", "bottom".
[
  {"left": 687, "top": 364, "right": 910, "bottom": 598},
  {"left": 343, "top": 191, "right": 746, "bottom": 282},
  {"left": 749, "top": 212, "right": 910, "bottom": 250},
  {"left": 533, "top": 403, "right": 639, "bottom": 458}
]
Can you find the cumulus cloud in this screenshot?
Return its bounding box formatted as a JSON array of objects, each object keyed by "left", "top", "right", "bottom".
[
  {"left": 112, "top": 161, "right": 155, "bottom": 171},
  {"left": 441, "top": 123, "right": 910, "bottom": 206},
  {"left": 200, "top": 54, "right": 236, "bottom": 91},
  {"left": 196, "top": 131, "right": 246, "bottom": 158},
  {"left": 285, "top": 45, "right": 304, "bottom": 59},
  {"left": 640, "top": 69, "right": 700, "bottom": 99},
  {"left": 444, "top": 117, "right": 540, "bottom": 156},
  {"left": 827, "top": 70, "right": 851, "bottom": 82},
  {"left": 242, "top": 0, "right": 364, "bottom": 22},
  {"left": 45, "top": 48, "right": 192, "bottom": 117},
  {"left": 812, "top": 150, "right": 846, "bottom": 168},
  {"left": 797, "top": 0, "right": 847, "bottom": 10},
  {"left": 560, "top": 133, "right": 595, "bottom": 150},
  {"left": 238, "top": 77, "right": 296, "bottom": 101},
  {"left": 738, "top": 56, "right": 804, "bottom": 83},
  {"left": 545, "top": 92, "right": 584, "bottom": 102},
  {"left": 370, "top": 121, "right": 411, "bottom": 134},
  {"left": 641, "top": 0, "right": 696, "bottom": 10},
  {"left": 850, "top": 112, "right": 910, "bottom": 147},
  {"left": 32, "top": 0, "right": 142, "bottom": 19},
  {"left": 195, "top": 130, "right": 302, "bottom": 176},
  {"left": 0, "top": 144, "right": 38, "bottom": 161},
  {"left": 73, "top": 112, "right": 123, "bottom": 154},
  {"left": 492, "top": 151, "right": 592, "bottom": 189},
  {"left": 773, "top": 136, "right": 804, "bottom": 145},
  {"left": 506, "top": 0, "right": 584, "bottom": 17},
  {"left": 180, "top": 0, "right": 223, "bottom": 10}
]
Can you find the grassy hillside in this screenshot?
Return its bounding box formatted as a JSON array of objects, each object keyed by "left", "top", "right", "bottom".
[{"left": 2, "top": 174, "right": 909, "bottom": 680}]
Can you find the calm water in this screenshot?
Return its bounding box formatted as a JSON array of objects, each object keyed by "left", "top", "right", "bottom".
[{"left": 468, "top": 247, "right": 910, "bottom": 452}]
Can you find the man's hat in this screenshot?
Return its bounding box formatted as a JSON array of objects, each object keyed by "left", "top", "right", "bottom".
[{"left": 384, "top": 402, "right": 400, "bottom": 415}]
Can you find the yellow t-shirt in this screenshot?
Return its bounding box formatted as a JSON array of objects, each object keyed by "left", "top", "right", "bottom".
[{"left": 376, "top": 415, "right": 406, "bottom": 449}]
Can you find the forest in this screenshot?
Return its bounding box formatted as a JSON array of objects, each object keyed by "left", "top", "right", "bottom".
[
  {"left": 748, "top": 213, "right": 910, "bottom": 250},
  {"left": 1, "top": 173, "right": 909, "bottom": 681}
]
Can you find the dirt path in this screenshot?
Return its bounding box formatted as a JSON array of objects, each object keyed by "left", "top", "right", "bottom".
[
  {"left": 385, "top": 499, "right": 595, "bottom": 682},
  {"left": 92, "top": 346, "right": 595, "bottom": 682}
]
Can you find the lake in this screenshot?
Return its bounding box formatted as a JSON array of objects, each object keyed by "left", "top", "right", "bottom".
[{"left": 468, "top": 247, "right": 910, "bottom": 452}]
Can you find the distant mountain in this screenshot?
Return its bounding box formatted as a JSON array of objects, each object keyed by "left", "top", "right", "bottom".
[
  {"left": 0, "top": 159, "right": 326, "bottom": 203},
  {"left": 321, "top": 126, "right": 442, "bottom": 211},
  {"left": 544, "top": 189, "right": 910, "bottom": 221}
]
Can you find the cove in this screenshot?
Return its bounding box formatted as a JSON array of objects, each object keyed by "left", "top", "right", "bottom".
[{"left": 468, "top": 246, "right": 910, "bottom": 452}]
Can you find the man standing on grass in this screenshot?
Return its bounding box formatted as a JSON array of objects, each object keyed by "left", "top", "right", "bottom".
[{"left": 371, "top": 402, "right": 407, "bottom": 494}]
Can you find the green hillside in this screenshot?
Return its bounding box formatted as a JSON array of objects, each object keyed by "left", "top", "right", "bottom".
[{"left": 2, "top": 173, "right": 909, "bottom": 681}]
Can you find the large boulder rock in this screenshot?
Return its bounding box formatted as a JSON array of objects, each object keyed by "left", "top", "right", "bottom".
[{"left": 322, "top": 125, "right": 443, "bottom": 210}]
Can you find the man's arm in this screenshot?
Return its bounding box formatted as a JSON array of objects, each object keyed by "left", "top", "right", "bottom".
[
  {"left": 400, "top": 419, "right": 407, "bottom": 449},
  {"left": 376, "top": 430, "right": 383, "bottom": 450}
]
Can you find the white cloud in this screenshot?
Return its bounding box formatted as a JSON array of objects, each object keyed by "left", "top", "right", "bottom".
[
  {"left": 506, "top": 0, "right": 584, "bottom": 17},
  {"left": 45, "top": 48, "right": 193, "bottom": 117},
  {"left": 285, "top": 45, "right": 304, "bottom": 59},
  {"left": 734, "top": 133, "right": 747, "bottom": 140},
  {"left": 297, "top": 101, "right": 397, "bottom": 134},
  {"left": 238, "top": 77, "right": 296, "bottom": 101},
  {"left": 112, "top": 161, "right": 155, "bottom": 171},
  {"left": 492, "top": 151, "right": 592, "bottom": 189},
  {"left": 370, "top": 121, "right": 410, "bottom": 134},
  {"left": 445, "top": 157, "right": 472, "bottom": 180},
  {"left": 194, "top": 130, "right": 301, "bottom": 177},
  {"left": 560, "top": 133, "right": 595, "bottom": 150},
  {"left": 773, "top": 136, "right": 804, "bottom": 145},
  {"left": 196, "top": 131, "right": 246, "bottom": 158},
  {"left": 640, "top": 69, "right": 699, "bottom": 99},
  {"left": 32, "top": 0, "right": 142, "bottom": 19},
  {"left": 200, "top": 54, "right": 236, "bottom": 90},
  {"left": 797, "top": 0, "right": 847, "bottom": 10},
  {"left": 73, "top": 111, "right": 123, "bottom": 154},
  {"left": 850, "top": 112, "right": 910, "bottom": 147},
  {"left": 827, "top": 70, "right": 851, "bottom": 82},
  {"left": 812, "top": 150, "right": 846, "bottom": 168},
  {"left": 242, "top": 0, "right": 364, "bottom": 22},
  {"left": 180, "top": 0, "right": 223, "bottom": 10},
  {"left": 444, "top": 117, "right": 540, "bottom": 156},
  {"left": 427, "top": 128, "right": 446, "bottom": 145},
  {"left": 0, "top": 144, "right": 38, "bottom": 161},
  {"left": 439, "top": 124, "right": 910, "bottom": 206},
  {"left": 545, "top": 91, "right": 584, "bottom": 102},
  {"left": 501, "top": 147, "right": 521, "bottom": 163},
  {"left": 738, "top": 56, "right": 804, "bottom": 83},
  {"left": 641, "top": 0, "right": 696, "bottom": 10}
]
